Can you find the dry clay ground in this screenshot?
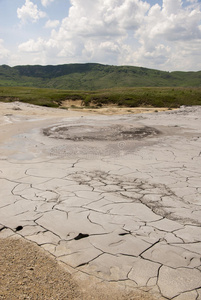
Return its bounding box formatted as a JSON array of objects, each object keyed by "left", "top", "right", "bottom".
[
  {"left": 0, "top": 102, "right": 200, "bottom": 300},
  {"left": 0, "top": 103, "right": 166, "bottom": 300}
]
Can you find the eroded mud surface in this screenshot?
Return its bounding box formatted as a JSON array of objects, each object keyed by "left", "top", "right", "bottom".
[
  {"left": 0, "top": 104, "right": 201, "bottom": 300},
  {"left": 43, "top": 124, "right": 160, "bottom": 141}
]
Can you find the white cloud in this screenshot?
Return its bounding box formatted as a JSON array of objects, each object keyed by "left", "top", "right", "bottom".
[
  {"left": 18, "top": 37, "right": 60, "bottom": 65},
  {"left": 187, "top": 0, "right": 198, "bottom": 3},
  {"left": 17, "top": 0, "right": 201, "bottom": 70},
  {"left": 0, "top": 39, "right": 10, "bottom": 60},
  {"left": 64, "top": 0, "right": 150, "bottom": 37},
  {"left": 45, "top": 19, "right": 60, "bottom": 28},
  {"left": 162, "top": 0, "right": 182, "bottom": 14},
  {"left": 138, "top": 0, "right": 201, "bottom": 42},
  {"left": 41, "top": 0, "right": 55, "bottom": 7},
  {"left": 133, "top": 0, "right": 201, "bottom": 69},
  {"left": 47, "top": 0, "right": 150, "bottom": 65},
  {"left": 17, "top": 0, "right": 46, "bottom": 23},
  {"left": 18, "top": 38, "right": 45, "bottom": 52}
]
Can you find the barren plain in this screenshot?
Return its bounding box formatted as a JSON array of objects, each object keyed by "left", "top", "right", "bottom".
[{"left": 0, "top": 102, "right": 200, "bottom": 300}]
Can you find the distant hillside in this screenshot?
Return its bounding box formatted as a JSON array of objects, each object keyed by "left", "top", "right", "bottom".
[{"left": 0, "top": 63, "right": 201, "bottom": 90}]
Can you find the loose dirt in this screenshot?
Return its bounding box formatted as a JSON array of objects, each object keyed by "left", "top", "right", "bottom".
[{"left": 0, "top": 237, "right": 157, "bottom": 300}]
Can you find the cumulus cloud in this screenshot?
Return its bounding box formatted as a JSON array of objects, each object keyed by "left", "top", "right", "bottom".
[
  {"left": 0, "top": 39, "right": 10, "bottom": 60},
  {"left": 47, "top": 0, "right": 150, "bottom": 65},
  {"left": 18, "top": 38, "right": 45, "bottom": 52},
  {"left": 17, "top": 0, "right": 201, "bottom": 70},
  {"left": 64, "top": 0, "right": 150, "bottom": 37},
  {"left": 18, "top": 36, "right": 60, "bottom": 66},
  {"left": 41, "top": 0, "right": 55, "bottom": 7},
  {"left": 45, "top": 19, "right": 60, "bottom": 28},
  {"left": 133, "top": 0, "right": 201, "bottom": 69},
  {"left": 162, "top": 0, "right": 182, "bottom": 14},
  {"left": 17, "top": 0, "right": 46, "bottom": 23}
]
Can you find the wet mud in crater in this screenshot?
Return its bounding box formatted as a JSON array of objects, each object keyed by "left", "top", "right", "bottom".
[{"left": 43, "top": 124, "right": 161, "bottom": 141}]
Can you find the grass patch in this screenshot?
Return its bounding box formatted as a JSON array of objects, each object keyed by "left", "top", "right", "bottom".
[{"left": 0, "top": 86, "right": 201, "bottom": 109}]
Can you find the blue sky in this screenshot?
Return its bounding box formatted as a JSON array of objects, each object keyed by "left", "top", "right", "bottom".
[{"left": 0, "top": 0, "right": 201, "bottom": 71}]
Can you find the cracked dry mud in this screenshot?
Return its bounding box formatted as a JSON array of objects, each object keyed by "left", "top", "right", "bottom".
[{"left": 0, "top": 102, "right": 201, "bottom": 300}]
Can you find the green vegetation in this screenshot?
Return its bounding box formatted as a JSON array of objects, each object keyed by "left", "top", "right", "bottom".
[
  {"left": 0, "top": 63, "right": 201, "bottom": 90},
  {"left": 0, "top": 63, "right": 200, "bottom": 108},
  {"left": 0, "top": 86, "right": 201, "bottom": 108}
]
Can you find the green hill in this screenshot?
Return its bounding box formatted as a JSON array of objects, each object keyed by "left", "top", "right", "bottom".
[{"left": 0, "top": 63, "right": 201, "bottom": 90}]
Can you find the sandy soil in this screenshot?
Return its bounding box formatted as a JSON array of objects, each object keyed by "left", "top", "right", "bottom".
[
  {"left": 0, "top": 101, "right": 170, "bottom": 118},
  {"left": 0, "top": 101, "right": 162, "bottom": 300},
  {"left": 0, "top": 237, "right": 157, "bottom": 300},
  {"left": 61, "top": 100, "right": 170, "bottom": 115},
  {"left": 0, "top": 237, "right": 81, "bottom": 300}
]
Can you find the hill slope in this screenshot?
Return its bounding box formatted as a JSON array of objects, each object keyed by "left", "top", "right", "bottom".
[{"left": 0, "top": 63, "right": 201, "bottom": 90}]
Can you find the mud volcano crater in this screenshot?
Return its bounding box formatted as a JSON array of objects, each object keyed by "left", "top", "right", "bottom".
[{"left": 43, "top": 124, "right": 160, "bottom": 141}]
